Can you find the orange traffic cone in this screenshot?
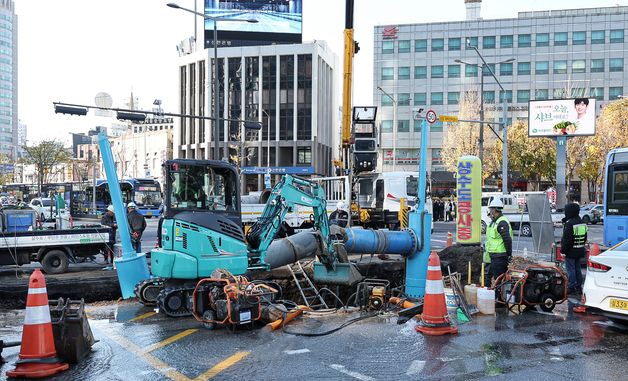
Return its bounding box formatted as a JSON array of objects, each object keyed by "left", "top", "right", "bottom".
[
  {"left": 6, "top": 269, "right": 69, "bottom": 378},
  {"left": 589, "top": 243, "right": 601, "bottom": 257},
  {"left": 446, "top": 232, "right": 453, "bottom": 247},
  {"left": 416, "top": 251, "right": 458, "bottom": 336}
]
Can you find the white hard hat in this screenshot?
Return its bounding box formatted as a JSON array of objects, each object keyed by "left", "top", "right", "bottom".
[
  {"left": 127, "top": 202, "right": 137, "bottom": 209},
  {"left": 107, "top": 205, "right": 115, "bottom": 212},
  {"left": 336, "top": 201, "right": 347, "bottom": 211},
  {"left": 488, "top": 198, "right": 504, "bottom": 209}
]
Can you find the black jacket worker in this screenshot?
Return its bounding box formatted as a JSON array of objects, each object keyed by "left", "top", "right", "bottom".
[
  {"left": 127, "top": 202, "right": 147, "bottom": 253},
  {"left": 561, "top": 203, "right": 588, "bottom": 294}
]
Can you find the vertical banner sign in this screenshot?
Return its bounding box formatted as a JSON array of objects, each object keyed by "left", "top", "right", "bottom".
[{"left": 456, "top": 156, "right": 481, "bottom": 244}]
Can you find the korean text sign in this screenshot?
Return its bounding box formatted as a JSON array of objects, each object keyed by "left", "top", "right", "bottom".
[
  {"left": 528, "top": 98, "right": 596, "bottom": 137},
  {"left": 456, "top": 156, "right": 481, "bottom": 244}
]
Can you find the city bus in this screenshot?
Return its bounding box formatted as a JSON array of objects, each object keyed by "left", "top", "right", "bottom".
[
  {"left": 86, "top": 178, "right": 162, "bottom": 217},
  {"left": 604, "top": 148, "right": 628, "bottom": 246}
]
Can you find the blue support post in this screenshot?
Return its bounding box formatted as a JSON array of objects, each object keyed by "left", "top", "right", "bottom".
[
  {"left": 97, "top": 132, "right": 150, "bottom": 298},
  {"left": 405, "top": 119, "right": 432, "bottom": 298}
]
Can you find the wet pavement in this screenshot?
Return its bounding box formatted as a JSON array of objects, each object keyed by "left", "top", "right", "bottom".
[{"left": 1, "top": 297, "right": 626, "bottom": 381}]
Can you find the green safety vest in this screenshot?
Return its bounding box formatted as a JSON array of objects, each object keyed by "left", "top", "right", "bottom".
[
  {"left": 573, "top": 223, "right": 588, "bottom": 249},
  {"left": 484, "top": 215, "right": 513, "bottom": 264}
]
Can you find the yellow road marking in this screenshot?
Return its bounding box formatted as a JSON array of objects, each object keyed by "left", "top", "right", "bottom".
[
  {"left": 130, "top": 311, "right": 157, "bottom": 322},
  {"left": 144, "top": 329, "right": 199, "bottom": 353},
  {"left": 193, "top": 351, "right": 250, "bottom": 380}
]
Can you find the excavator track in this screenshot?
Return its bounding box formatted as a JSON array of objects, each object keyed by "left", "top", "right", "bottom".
[
  {"left": 135, "top": 277, "right": 166, "bottom": 306},
  {"left": 156, "top": 286, "right": 196, "bottom": 317}
]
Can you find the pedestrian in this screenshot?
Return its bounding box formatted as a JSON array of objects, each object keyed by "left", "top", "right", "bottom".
[
  {"left": 329, "top": 201, "right": 349, "bottom": 228},
  {"left": 101, "top": 205, "right": 117, "bottom": 263},
  {"left": 127, "top": 202, "right": 147, "bottom": 253},
  {"left": 445, "top": 200, "right": 451, "bottom": 221},
  {"left": 483, "top": 198, "right": 513, "bottom": 285},
  {"left": 561, "top": 203, "right": 587, "bottom": 295}
]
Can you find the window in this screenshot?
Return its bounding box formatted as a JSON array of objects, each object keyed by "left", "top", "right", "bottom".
[
  {"left": 432, "top": 38, "right": 444, "bottom": 51},
  {"left": 610, "top": 29, "right": 625, "bottom": 43},
  {"left": 381, "top": 67, "right": 394, "bottom": 80},
  {"left": 483, "top": 91, "right": 495, "bottom": 104},
  {"left": 535, "top": 89, "right": 549, "bottom": 100},
  {"left": 398, "top": 66, "right": 410, "bottom": 79},
  {"left": 499, "top": 90, "right": 513, "bottom": 103},
  {"left": 483, "top": 36, "right": 496, "bottom": 49},
  {"left": 398, "top": 93, "right": 411, "bottom": 106},
  {"left": 382, "top": 41, "right": 394, "bottom": 54},
  {"left": 431, "top": 121, "right": 443, "bottom": 132},
  {"left": 381, "top": 120, "right": 393, "bottom": 132},
  {"left": 482, "top": 63, "right": 495, "bottom": 77},
  {"left": 398, "top": 40, "right": 410, "bottom": 53},
  {"left": 500, "top": 62, "right": 513, "bottom": 76},
  {"left": 517, "top": 62, "right": 531, "bottom": 75},
  {"left": 431, "top": 149, "right": 443, "bottom": 165},
  {"left": 448, "top": 38, "right": 461, "bottom": 50},
  {"left": 397, "top": 120, "right": 410, "bottom": 132},
  {"left": 590, "top": 87, "right": 604, "bottom": 100},
  {"left": 466, "top": 37, "right": 478, "bottom": 48},
  {"left": 536, "top": 33, "right": 549, "bottom": 47},
  {"left": 553, "top": 60, "right": 567, "bottom": 74},
  {"left": 553, "top": 88, "right": 567, "bottom": 99},
  {"left": 465, "top": 64, "right": 478, "bottom": 77},
  {"left": 413, "top": 120, "right": 422, "bottom": 132},
  {"left": 572, "top": 60, "right": 585, "bottom": 73},
  {"left": 415, "top": 39, "right": 427, "bottom": 52},
  {"left": 297, "top": 147, "right": 311, "bottom": 164},
  {"left": 431, "top": 65, "right": 444, "bottom": 78},
  {"left": 573, "top": 31, "right": 586, "bottom": 45},
  {"left": 414, "top": 66, "right": 427, "bottom": 79},
  {"left": 571, "top": 88, "right": 585, "bottom": 98},
  {"left": 448, "top": 64, "right": 460, "bottom": 78},
  {"left": 591, "top": 30, "right": 605, "bottom": 44},
  {"left": 448, "top": 92, "right": 459, "bottom": 105},
  {"left": 609, "top": 87, "right": 623, "bottom": 99},
  {"left": 414, "top": 93, "right": 426, "bottom": 105},
  {"left": 610, "top": 58, "right": 624, "bottom": 72},
  {"left": 517, "top": 90, "right": 530, "bottom": 103},
  {"left": 431, "top": 92, "right": 443, "bottom": 105},
  {"left": 536, "top": 61, "right": 549, "bottom": 75},
  {"left": 381, "top": 95, "right": 393, "bottom": 106},
  {"left": 591, "top": 59, "right": 604, "bottom": 73},
  {"left": 518, "top": 34, "right": 531, "bottom": 47},
  {"left": 554, "top": 32, "right": 568, "bottom": 46},
  {"left": 500, "top": 35, "right": 513, "bottom": 48}
]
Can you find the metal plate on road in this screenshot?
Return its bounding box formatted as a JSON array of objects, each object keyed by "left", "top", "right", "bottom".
[
  {"left": 426, "top": 109, "right": 437, "bottom": 124},
  {"left": 439, "top": 115, "right": 458, "bottom": 123}
]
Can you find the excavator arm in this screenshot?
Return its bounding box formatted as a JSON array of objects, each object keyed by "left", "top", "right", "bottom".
[{"left": 245, "top": 175, "right": 337, "bottom": 270}]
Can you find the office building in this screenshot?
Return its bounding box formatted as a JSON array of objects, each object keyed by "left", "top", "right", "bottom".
[
  {"left": 374, "top": 2, "right": 627, "bottom": 195},
  {"left": 0, "top": 0, "right": 16, "bottom": 159}
]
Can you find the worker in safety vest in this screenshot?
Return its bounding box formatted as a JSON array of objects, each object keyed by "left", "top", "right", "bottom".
[
  {"left": 484, "top": 198, "right": 513, "bottom": 284},
  {"left": 561, "top": 203, "right": 588, "bottom": 295}
]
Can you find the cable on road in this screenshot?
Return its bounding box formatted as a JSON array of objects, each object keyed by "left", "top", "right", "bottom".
[{"left": 281, "top": 311, "right": 379, "bottom": 337}]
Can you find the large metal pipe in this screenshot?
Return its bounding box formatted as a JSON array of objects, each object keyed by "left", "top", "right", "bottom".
[
  {"left": 265, "top": 230, "right": 322, "bottom": 269},
  {"left": 343, "top": 227, "right": 418, "bottom": 256}
]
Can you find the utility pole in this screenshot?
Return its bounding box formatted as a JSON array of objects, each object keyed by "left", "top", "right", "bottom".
[{"left": 479, "top": 70, "right": 484, "bottom": 164}]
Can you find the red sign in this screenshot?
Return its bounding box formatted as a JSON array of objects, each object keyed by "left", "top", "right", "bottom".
[{"left": 382, "top": 26, "right": 398, "bottom": 39}]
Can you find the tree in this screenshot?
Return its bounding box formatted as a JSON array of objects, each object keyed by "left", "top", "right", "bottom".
[
  {"left": 506, "top": 121, "right": 556, "bottom": 190},
  {"left": 22, "top": 140, "right": 72, "bottom": 197}
]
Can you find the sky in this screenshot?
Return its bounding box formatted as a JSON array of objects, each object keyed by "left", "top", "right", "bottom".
[{"left": 15, "top": 0, "right": 627, "bottom": 143}]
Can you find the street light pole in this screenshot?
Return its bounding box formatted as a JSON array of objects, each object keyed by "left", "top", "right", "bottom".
[
  {"left": 377, "top": 86, "right": 396, "bottom": 171},
  {"left": 261, "top": 109, "right": 271, "bottom": 167},
  {"left": 479, "top": 69, "right": 484, "bottom": 165},
  {"left": 167, "top": 3, "right": 258, "bottom": 161}
]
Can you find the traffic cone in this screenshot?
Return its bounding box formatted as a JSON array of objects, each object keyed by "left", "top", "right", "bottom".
[
  {"left": 589, "top": 243, "right": 601, "bottom": 257},
  {"left": 415, "top": 251, "right": 458, "bottom": 336},
  {"left": 446, "top": 232, "right": 453, "bottom": 247},
  {"left": 6, "top": 269, "right": 69, "bottom": 378}
]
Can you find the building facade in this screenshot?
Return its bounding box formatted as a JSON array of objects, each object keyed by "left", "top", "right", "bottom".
[
  {"left": 374, "top": 4, "right": 627, "bottom": 195},
  {"left": 175, "top": 41, "right": 337, "bottom": 192},
  {"left": 0, "top": 0, "right": 16, "bottom": 159}
]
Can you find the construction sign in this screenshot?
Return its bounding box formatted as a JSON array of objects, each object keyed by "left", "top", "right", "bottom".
[{"left": 456, "top": 156, "right": 481, "bottom": 245}]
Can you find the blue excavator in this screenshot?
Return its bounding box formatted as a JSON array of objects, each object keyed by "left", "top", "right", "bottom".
[{"left": 135, "top": 159, "right": 356, "bottom": 316}]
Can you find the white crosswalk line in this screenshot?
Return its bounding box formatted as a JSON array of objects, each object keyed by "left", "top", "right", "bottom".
[
  {"left": 405, "top": 360, "right": 426, "bottom": 375},
  {"left": 330, "top": 364, "right": 374, "bottom": 381}
]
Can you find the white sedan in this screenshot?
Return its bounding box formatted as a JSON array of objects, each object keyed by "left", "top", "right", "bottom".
[{"left": 583, "top": 241, "right": 628, "bottom": 323}]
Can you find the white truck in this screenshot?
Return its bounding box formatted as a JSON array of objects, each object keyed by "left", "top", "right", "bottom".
[{"left": 481, "top": 193, "right": 562, "bottom": 237}]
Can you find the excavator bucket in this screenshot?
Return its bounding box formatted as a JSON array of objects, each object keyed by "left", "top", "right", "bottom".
[{"left": 313, "top": 262, "right": 363, "bottom": 286}]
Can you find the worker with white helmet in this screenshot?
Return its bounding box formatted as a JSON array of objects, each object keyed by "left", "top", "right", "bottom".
[
  {"left": 127, "top": 202, "right": 147, "bottom": 253},
  {"left": 329, "top": 201, "right": 349, "bottom": 228},
  {"left": 484, "top": 198, "right": 513, "bottom": 284}
]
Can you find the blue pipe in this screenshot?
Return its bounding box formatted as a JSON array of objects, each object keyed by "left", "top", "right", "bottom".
[
  {"left": 343, "top": 228, "right": 417, "bottom": 256},
  {"left": 98, "top": 132, "right": 149, "bottom": 298}
]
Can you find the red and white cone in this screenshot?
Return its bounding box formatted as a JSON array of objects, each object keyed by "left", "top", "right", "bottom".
[
  {"left": 415, "top": 251, "right": 458, "bottom": 336},
  {"left": 6, "top": 269, "right": 69, "bottom": 378}
]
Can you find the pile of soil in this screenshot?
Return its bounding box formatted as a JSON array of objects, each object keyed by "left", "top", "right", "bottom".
[{"left": 437, "top": 244, "right": 484, "bottom": 285}]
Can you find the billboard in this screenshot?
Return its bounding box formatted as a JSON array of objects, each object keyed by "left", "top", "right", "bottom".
[
  {"left": 204, "top": 0, "right": 302, "bottom": 48},
  {"left": 528, "top": 98, "right": 596, "bottom": 137}
]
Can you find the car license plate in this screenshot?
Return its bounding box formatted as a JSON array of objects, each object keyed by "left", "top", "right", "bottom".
[
  {"left": 610, "top": 299, "right": 628, "bottom": 311},
  {"left": 147, "top": 212, "right": 152, "bottom": 216}
]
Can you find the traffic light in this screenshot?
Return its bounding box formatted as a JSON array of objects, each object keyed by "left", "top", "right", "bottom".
[
  {"left": 54, "top": 104, "right": 88, "bottom": 116},
  {"left": 116, "top": 111, "right": 146, "bottom": 122}
]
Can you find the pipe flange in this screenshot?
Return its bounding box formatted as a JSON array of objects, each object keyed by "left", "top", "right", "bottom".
[{"left": 402, "top": 228, "right": 419, "bottom": 256}]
